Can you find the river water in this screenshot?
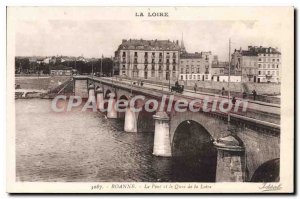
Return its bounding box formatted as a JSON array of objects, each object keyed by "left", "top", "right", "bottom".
[{"left": 16, "top": 99, "right": 215, "bottom": 182}]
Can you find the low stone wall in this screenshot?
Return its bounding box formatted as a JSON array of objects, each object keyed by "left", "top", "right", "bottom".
[
  {"left": 119, "top": 76, "right": 281, "bottom": 104},
  {"left": 183, "top": 80, "right": 280, "bottom": 96}
]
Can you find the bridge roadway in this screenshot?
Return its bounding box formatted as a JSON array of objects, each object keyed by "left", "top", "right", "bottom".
[
  {"left": 77, "top": 76, "right": 280, "bottom": 130},
  {"left": 102, "top": 76, "right": 280, "bottom": 115}
]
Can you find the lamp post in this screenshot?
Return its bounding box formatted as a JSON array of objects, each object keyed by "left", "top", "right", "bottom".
[{"left": 227, "top": 38, "right": 231, "bottom": 130}]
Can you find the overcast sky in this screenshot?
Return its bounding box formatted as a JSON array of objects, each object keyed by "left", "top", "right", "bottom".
[{"left": 15, "top": 20, "right": 282, "bottom": 61}]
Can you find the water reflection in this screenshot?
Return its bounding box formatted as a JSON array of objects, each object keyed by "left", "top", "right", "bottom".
[{"left": 16, "top": 99, "right": 216, "bottom": 182}]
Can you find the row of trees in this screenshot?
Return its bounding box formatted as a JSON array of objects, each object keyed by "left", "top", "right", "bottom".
[{"left": 15, "top": 57, "right": 118, "bottom": 75}]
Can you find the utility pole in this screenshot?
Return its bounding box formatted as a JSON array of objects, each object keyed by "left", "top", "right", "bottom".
[
  {"left": 227, "top": 38, "right": 231, "bottom": 130},
  {"left": 100, "top": 54, "right": 103, "bottom": 77},
  {"left": 91, "top": 60, "right": 94, "bottom": 81}
]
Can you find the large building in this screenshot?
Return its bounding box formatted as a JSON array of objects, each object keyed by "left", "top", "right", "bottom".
[
  {"left": 231, "top": 46, "right": 281, "bottom": 83},
  {"left": 179, "top": 51, "right": 212, "bottom": 81},
  {"left": 115, "top": 39, "right": 181, "bottom": 81},
  {"left": 256, "top": 47, "right": 281, "bottom": 83}
]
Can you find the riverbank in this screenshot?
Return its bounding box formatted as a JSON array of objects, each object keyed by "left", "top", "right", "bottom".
[{"left": 15, "top": 76, "right": 73, "bottom": 99}]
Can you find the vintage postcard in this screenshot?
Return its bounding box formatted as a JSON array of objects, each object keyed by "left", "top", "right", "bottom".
[{"left": 6, "top": 7, "right": 294, "bottom": 193}]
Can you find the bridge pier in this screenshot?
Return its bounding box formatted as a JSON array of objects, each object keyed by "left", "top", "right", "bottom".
[
  {"left": 124, "top": 106, "right": 137, "bottom": 132},
  {"left": 152, "top": 111, "right": 172, "bottom": 157},
  {"left": 95, "top": 86, "right": 104, "bottom": 111},
  {"left": 87, "top": 84, "right": 95, "bottom": 102},
  {"left": 106, "top": 92, "right": 118, "bottom": 119},
  {"left": 214, "top": 135, "right": 246, "bottom": 182}
]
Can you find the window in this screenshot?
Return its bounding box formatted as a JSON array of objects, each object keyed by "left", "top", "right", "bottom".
[
  {"left": 277, "top": 64, "right": 279, "bottom": 68},
  {"left": 277, "top": 59, "right": 280, "bottom": 61},
  {"left": 258, "top": 64, "right": 261, "bottom": 68},
  {"left": 272, "top": 64, "right": 275, "bottom": 68},
  {"left": 145, "top": 52, "right": 148, "bottom": 56},
  {"left": 152, "top": 52, "right": 155, "bottom": 56},
  {"left": 144, "top": 64, "right": 148, "bottom": 70},
  {"left": 268, "top": 64, "right": 270, "bottom": 68},
  {"left": 134, "top": 52, "right": 138, "bottom": 56},
  {"left": 122, "top": 52, "right": 126, "bottom": 57},
  {"left": 122, "top": 65, "right": 125, "bottom": 69},
  {"left": 197, "top": 68, "right": 200, "bottom": 73},
  {"left": 272, "top": 59, "right": 275, "bottom": 62},
  {"left": 258, "top": 71, "right": 261, "bottom": 75},
  {"left": 181, "top": 68, "right": 183, "bottom": 73},
  {"left": 263, "top": 64, "right": 266, "bottom": 68},
  {"left": 268, "top": 71, "right": 270, "bottom": 75},
  {"left": 258, "top": 58, "right": 262, "bottom": 61}
]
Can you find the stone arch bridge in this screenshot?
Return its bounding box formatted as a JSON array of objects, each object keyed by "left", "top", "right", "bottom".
[{"left": 73, "top": 76, "right": 280, "bottom": 183}]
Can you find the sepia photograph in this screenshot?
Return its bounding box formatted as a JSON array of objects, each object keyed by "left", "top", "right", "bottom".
[{"left": 6, "top": 6, "right": 294, "bottom": 193}]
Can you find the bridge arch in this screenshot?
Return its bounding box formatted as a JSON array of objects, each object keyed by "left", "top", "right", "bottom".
[
  {"left": 171, "top": 119, "right": 217, "bottom": 182},
  {"left": 250, "top": 158, "right": 280, "bottom": 182},
  {"left": 104, "top": 89, "right": 112, "bottom": 99},
  {"left": 136, "top": 105, "right": 156, "bottom": 133},
  {"left": 117, "top": 95, "right": 129, "bottom": 119}
]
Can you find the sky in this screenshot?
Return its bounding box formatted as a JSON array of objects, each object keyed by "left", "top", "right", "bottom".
[{"left": 15, "top": 19, "right": 282, "bottom": 61}]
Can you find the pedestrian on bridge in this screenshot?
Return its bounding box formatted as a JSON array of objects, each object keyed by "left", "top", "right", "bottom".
[
  {"left": 243, "top": 91, "right": 247, "bottom": 99},
  {"left": 194, "top": 83, "right": 197, "bottom": 93},
  {"left": 252, "top": 89, "right": 257, "bottom": 101},
  {"left": 221, "top": 87, "right": 225, "bottom": 96},
  {"left": 232, "top": 96, "right": 237, "bottom": 105}
]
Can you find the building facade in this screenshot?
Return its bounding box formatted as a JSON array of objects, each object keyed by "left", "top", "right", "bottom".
[
  {"left": 256, "top": 47, "right": 281, "bottom": 83},
  {"left": 231, "top": 46, "right": 281, "bottom": 83},
  {"left": 115, "top": 39, "right": 181, "bottom": 81},
  {"left": 179, "top": 52, "right": 212, "bottom": 81},
  {"left": 50, "top": 65, "right": 73, "bottom": 76}
]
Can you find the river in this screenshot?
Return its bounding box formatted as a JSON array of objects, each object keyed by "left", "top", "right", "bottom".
[{"left": 16, "top": 99, "right": 215, "bottom": 182}]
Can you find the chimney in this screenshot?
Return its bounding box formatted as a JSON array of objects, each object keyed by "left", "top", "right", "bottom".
[{"left": 176, "top": 40, "right": 179, "bottom": 45}]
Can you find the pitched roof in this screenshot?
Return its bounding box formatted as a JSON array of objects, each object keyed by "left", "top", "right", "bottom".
[
  {"left": 50, "top": 65, "right": 73, "bottom": 70},
  {"left": 180, "top": 52, "right": 202, "bottom": 59},
  {"left": 117, "top": 39, "right": 181, "bottom": 51},
  {"left": 236, "top": 46, "right": 281, "bottom": 56}
]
